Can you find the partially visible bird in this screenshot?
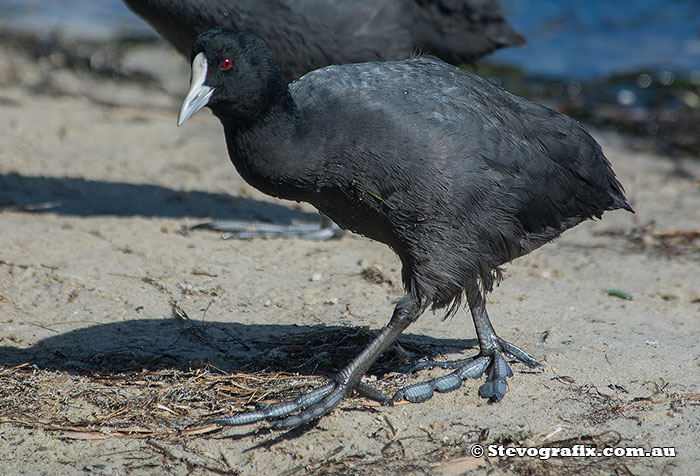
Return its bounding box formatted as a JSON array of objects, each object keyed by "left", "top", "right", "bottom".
[
  {"left": 124, "top": 0, "right": 525, "bottom": 82},
  {"left": 175, "top": 28, "right": 633, "bottom": 428}
]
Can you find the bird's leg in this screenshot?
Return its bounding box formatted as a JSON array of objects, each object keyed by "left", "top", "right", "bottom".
[
  {"left": 209, "top": 295, "right": 423, "bottom": 428},
  {"left": 193, "top": 216, "right": 344, "bottom": 240},
  {"left": 468, "top": 285, "right": 540, "bottom": 400},
  {"left": 391, "top": 284, "right": 540, "bottom": 404}
]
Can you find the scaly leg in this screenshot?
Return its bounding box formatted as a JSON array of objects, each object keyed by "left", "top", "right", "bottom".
[
  {"left": 392, "top": 284, "right": 540, "bottom": 403},
  {"left": 210, "top": 295, "right": 422, "bottom": 428}
]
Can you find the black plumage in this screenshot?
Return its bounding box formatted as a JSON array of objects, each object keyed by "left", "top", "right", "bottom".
[
  {"left": 176, "top": 28, "right": 633, "bottom": 428},
  {"left": 123, "top": 0, "right": 525, "bottom": 82}
]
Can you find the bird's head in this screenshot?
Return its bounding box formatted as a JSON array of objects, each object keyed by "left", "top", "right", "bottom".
[{"left": 177, "top": 28, "right": 288, "bottom": 128}]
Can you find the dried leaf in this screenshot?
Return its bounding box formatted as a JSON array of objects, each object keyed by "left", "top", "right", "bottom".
[
  {"left": 431, "top": 456, "right": 486, "bottom": 474},
  {"left": 61, "top": 432, "right": 111, "bottom": 440},
  {"left": 181, "top": 424, "right": 220, "bottom": 436}
]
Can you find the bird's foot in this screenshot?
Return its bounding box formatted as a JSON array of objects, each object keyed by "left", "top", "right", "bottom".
[
  {"left": 207, "top": 380, "right": 388, "bottom": 429},
  {"left": 192, "top": 219, "right": 344, "bottom": 240},
  {"left": 391, "top": 337, "right": 540, "bottom": 404}
]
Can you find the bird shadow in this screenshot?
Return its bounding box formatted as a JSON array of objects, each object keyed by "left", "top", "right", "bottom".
[
  {"left": 0, "top": 173, "right": 318, "bottom": 224},
  {"left": 0, "top": 317, "right": 478, "bottom": 442},
  {"left": 0, "top": 317, "right": 477, "bottom": 378}
]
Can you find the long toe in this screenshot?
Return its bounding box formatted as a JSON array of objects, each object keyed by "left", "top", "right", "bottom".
[
  {"left": 498, "top": 337, "right": 541, "bottom": 368},
  {"left": 209, "top": 381, "right": 336, "bottom": 426},
  {"left": 397, "top": 356, "right": 480, "bottom": 374},
  {"left": 272, "top": 384, "right": 347, "bottom": 428},
  {"left": 478, "top": 353, "right": 513, "bottom": 401},
  {"left": 355, "top": 382, "right": 392, "bottom": 405},
  {"left": 391, "top": 355, "right": 490, "bottom": 403},
  {"left": 193, "top": 219, "right": 344, "bottom": 240}
]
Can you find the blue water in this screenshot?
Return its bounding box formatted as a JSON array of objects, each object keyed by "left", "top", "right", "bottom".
[
  {"left": 0, "top": 0, "right": 150, "bottom": 38},
  {"left": 493, "top": 0, "right": 700, "bottom": 79},
  {"left": 1, "top": 0, "right": 698, "bottom": 80}
]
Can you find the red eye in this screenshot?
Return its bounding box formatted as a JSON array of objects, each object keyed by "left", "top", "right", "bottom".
[{"left": 220, "top": 58, "right": 232, "bottom": 70}]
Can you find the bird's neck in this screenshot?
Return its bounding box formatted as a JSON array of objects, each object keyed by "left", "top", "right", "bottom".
[{"left": 217, "top": 92, "right": 316, "bottom": 202}]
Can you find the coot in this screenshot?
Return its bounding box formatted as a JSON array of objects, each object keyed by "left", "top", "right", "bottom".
[
  {"left": 124, "top": 0, "right": 525, "bottom": 82},
  {"left": 176, "top": 28, "right": 633, "bottom": 428}
]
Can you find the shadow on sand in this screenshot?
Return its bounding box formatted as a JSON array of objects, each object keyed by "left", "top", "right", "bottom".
[
  {"left": 0, "top": 317, "right": 477, "bottom": 378},
  {"left": 0, "top": 173, "right": 319, "bottom": 225}
]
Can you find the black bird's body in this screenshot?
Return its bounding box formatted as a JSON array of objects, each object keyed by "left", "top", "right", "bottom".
[
  {"left": 222, "top": 57, "right": 629, "bottom": 309},
  {"left": 124, "top": 0, "right": 525, "bottom": 81},
  {"left": 177, "top": 29, "right": 633, "bottom": 427}
]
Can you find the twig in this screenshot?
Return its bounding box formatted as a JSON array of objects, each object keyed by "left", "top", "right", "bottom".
[
  {"left": 616, "top": 395, "right": 699, "bottom": 412},
  {"left": 146, "top": 440, "right": 234, "bottom": 475}
]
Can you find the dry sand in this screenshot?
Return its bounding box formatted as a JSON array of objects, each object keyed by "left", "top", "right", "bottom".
[{"left": 0, "top": 38, "right": 698, "bottom": 475}]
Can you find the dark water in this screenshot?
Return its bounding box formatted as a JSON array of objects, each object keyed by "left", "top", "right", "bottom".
[{"left": 1, "top": 0, "right": 699, "bottom": 80}]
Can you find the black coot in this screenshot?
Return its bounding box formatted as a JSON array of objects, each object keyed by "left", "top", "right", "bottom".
[
  {"left": 177, "top": 28, "right": 633, "bottom": 428},
  {"left": 124, "top": 0, "right": 525, "bottom": 82}
]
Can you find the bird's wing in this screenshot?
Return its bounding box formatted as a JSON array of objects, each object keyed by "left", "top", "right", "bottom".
[{"left": 291, "top": 57, "right": 628, "bottom": 236}]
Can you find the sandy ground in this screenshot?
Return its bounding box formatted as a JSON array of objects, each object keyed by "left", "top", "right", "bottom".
[{"left": 0, "top": 39, "right": 698, "bottom": 476}]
